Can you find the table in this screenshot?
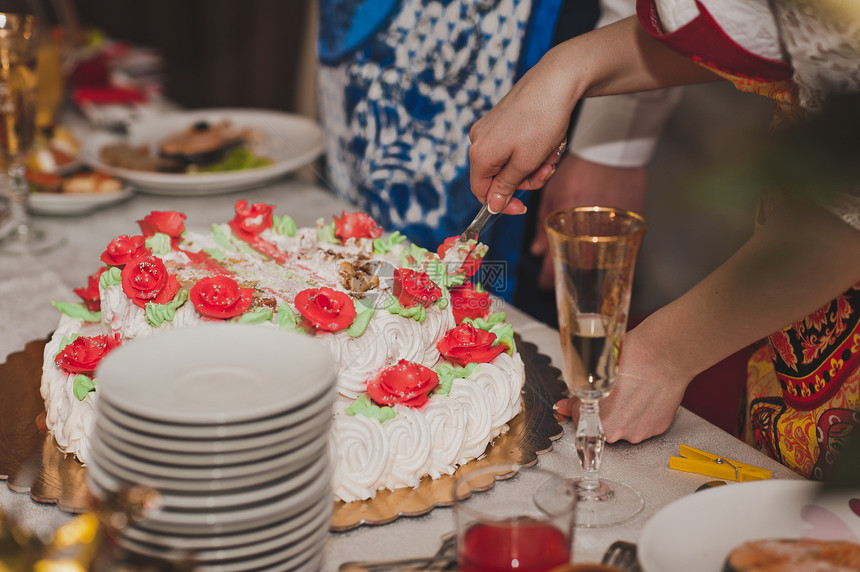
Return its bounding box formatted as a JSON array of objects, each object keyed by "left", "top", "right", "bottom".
[{"left": 0, "top": 176, "right": 803, "bottom": 569}]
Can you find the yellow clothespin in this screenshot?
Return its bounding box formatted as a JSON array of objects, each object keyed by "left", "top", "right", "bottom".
[{"left": 669, "top": 444, "right": 772, "bottom": 482}]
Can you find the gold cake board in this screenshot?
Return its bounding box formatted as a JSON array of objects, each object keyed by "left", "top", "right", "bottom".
[{"left": 0, "top": 334, "right": 565, "bottom": 530}]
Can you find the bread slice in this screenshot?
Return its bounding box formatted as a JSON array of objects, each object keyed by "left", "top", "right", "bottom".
[{"left": 724, "top": 538, "right": 860, "bottom": 571}]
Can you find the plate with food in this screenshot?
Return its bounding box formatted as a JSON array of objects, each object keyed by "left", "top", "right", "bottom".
[
  {"left": 27, "top": 170, "right": 134, "bottom": 216},
  {"left": 638, "top": 480, "right": 860, "bottom": 572},
  {"left": 79, "top": 108, "right": 325, "bottom": 195}
]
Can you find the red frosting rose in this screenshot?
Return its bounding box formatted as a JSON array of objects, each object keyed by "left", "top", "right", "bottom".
[
  {"left": 333, "top": 211, "right": 383, "bottom": 244},
  {"left": 74, "top": 267, "right": 107, "bottom": 312},
  {"left": 294, "top": 287, "right": 356, "bottom": 332},
  {"left": 450, "top": 282, "right": 491, "bottom": 324},
  {"left": 437, "top": 322, "right": 505, "bottom": 366},
  {"left": 54, "top": 334, "right": 120, "bottom": 375},
  {"left": 230, "top": 200, "right": 274, "bottom": 236},
  {"left": 121, "top": 256, "right": 182, "bottom": 309},
  {"left": 189, "top": 275, "right": 254, "bottom": 319},
  {"left": 393, "top": 268, "right": 442, "bottom": 308},
  {"left": 100, "top": 235, "right": 150, "bottom": 267},
  {"left": 137, "top": 210, "right": 187, "bottom": 238},
  {"left": 367, "top": 359, "right": 439, "bottom": 408},
  {"left": 437, "top": 236, "right": 483, "bottom": 278}
]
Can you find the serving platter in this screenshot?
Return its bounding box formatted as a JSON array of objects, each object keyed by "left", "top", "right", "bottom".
[
  {"left": 0, "top": 334, "right": 566, "bottom": 529},
  {"left": 638, "top": 479, "right": 860, "bottom": 572},
  {"left": 79, "top": 109, "right": 325, "bottom": 196}
]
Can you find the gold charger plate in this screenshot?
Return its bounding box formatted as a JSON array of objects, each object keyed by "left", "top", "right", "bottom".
[{"left": 0, "top": 334, "right": 565, "bottom": 529}]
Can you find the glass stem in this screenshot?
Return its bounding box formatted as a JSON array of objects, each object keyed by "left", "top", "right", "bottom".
[
  {"left": 575, "top": 398, "right": 604, "bottom": 490},
  {"left": 7, "top": 161, "right": 30, "bottom": 240}
]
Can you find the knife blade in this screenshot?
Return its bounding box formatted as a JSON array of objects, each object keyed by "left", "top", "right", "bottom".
[{"left": 440, "top": 202, "right": 494, "bottom": 274}]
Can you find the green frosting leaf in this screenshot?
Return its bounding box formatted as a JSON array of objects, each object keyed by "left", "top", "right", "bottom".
[
  {"left": 72, "top": 374, "right": 96, "bottom": 401},
  {"left": 51, "top": 301, "right": 100, "bottom": 323},
  {"left": 272, "top": 214, "right": 298, "bottom": 237},
  {"left": 372, "top": 231, "right": 406, "bottom": 254},
  {"left": 236, "top": 306, "right": 274, "bottom": 324},
  {"left": 99, "top": 266, "right": 122, "bottom": 289},
  {"left": 427, "top": 263, "right": 447, "bottom": 287},
  {"left": 318, "top": 220, "right": 339, "bottom": 245},
  {"left": 210, "top": 222, "right": 263, "bottom": 258},
  {"left": 145, "top": 232, "right": 172, "bottom": 256},
  {"left": 144, "top": 289, "right": 189, "bottom": 327},
  {"left": 415, "top": 260, "right": 453, "bottom": 310},
  {"left": 434, "top": 362, "right": 479, "bottom": 396},
  {"left": 345, "top": 393, "right": 396, "bottom": 423},
  {"left": 211, "top": 223, "right": 236, "bottom": 252},
  {"left": 384, "top": 295, "right": 426, "bottom": 323},
  {"left": 234, "top": 239, "right": 265, "bottom": 259},
  {"left": 202, "top": 247, "right": 227, "bottom": 261},
  {"left": 464, "top": 312, "right": 514, "bottom": 354},
  {"left": 465, "top": 311, "right": 507, "bottom": 330},
  {"left": 399, "top": 243, "right": 430, "bottom": 268},
  {"left": 489, "top": 323, "right": 515, "bottom": 354},
  {"left": 54, "top": 333, "right": 80, "bottom": 359},
  {"left": 347, "top": 298, "right": 376, "bottom": 337},
  {"left": 277, "top": 303, "right": 301, "bottom": 331}
]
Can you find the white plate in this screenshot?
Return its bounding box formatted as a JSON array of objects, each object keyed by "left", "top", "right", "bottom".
[
  {"left": 94, "top": 410, "right": 330, "bottom": 456},
  {"left": 116, "top": 498, "right": 331, "bottom": 564},
  {"left": 114, "top": 464, "right": 332, "bottom": 535},
  {"left": 28, "top": 186, "right": 134, "bottom": 215},
  {"left": 89, "top": 429, "right": 326, "bottom": 484},
  {"left": 94, "top": 412, "right": 330, "bottom": 466},
  {"left": 88, "top": 450, "right": 328, "bottom": 513},
  {"left": 95, "top": 324, "right": 336, "bottom": 425},
  {"left": 121, "top": 493, "right": 332, "bottom": 550},
  {"left": 79, "top": 108, "right": 325, "bottom": 195},
  {"left": 639, "top": 480, "right": 860, "bottom": 572},
  {"left": 98, "top": 384, "right": 331, "bottom": 438}
]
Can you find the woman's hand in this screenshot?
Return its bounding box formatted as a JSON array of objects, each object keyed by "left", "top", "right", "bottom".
[
  {"left": 467, "top": 16, "right": 714, "bottom": 216},
  {"left": 554, "top": 323, "right": 692, "bottom": 443},
  {"left": 468, "top": 46, "right": 579, "bottom": 215}
]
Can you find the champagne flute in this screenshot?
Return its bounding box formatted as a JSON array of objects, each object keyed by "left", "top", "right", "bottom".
[
  {"left": 545, "top": 206, "right": 646, "bottom": 528},
  {"left": 0, "top": 0, "right": 61, "bottom": 255}
]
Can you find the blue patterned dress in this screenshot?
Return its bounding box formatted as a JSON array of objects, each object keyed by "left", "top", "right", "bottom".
[{"left": 317, "top": 0, "right": 564, "bottom": 300}]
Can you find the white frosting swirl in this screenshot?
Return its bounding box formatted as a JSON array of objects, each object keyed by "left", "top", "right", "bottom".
[
  {"left": 325, "top": 305, "right": 453, "bottom": 398},
  {"left": 40, "top": 315, "right": 98, "bottom": 466},
  {"left": 330, "top": 412, "right": 391, "bottom": 503},
  {"left": 422, "top": 396, "right": 468, "bottom": 478},
  {"left": 380, "top": 405, "right": 432, "bottom": 490}
]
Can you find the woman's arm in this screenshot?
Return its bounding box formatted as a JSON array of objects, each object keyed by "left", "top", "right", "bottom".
[
  {"left": 468, "top": 16, "right": 718, "bottom": 214},
  {"left": 560, "top": 197, "right": 860, "bottom": 443}
]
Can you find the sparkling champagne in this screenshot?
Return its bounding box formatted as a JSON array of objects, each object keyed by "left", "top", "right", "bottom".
[{"left": 558, "top": 312, "right": 620, "bottom": 399}]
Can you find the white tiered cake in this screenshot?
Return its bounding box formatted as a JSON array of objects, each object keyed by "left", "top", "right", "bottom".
[{"left": 40, "top": 201, "right": 525, "bottom": 502}]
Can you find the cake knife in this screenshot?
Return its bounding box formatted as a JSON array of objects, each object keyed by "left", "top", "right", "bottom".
[{"left": 440, "top": 202, "right": 494, "bottom": 273}]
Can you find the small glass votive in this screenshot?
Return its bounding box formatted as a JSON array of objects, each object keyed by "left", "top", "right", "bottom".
[{"left": 453, "top": 464, "right": 577, "bottom": 572}]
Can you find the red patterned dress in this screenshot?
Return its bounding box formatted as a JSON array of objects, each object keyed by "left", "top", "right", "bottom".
[{"left": 638, "top": 0, "right": 860, "bottom": 478}]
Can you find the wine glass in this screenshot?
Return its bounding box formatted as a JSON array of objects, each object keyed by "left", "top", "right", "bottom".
[
  {"left": 453, "top": 464, "right": 577, "bottom": 572},
  {"left": 0, "top": 0, "right": 61, "bottom": 255},
  {"left": 545, "top": 206, "right": 647, "bottom": 528}
]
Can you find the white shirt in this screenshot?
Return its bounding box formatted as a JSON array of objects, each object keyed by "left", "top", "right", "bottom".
[{"left": 569, "top": 0, "right": 683, "bottom": 167}]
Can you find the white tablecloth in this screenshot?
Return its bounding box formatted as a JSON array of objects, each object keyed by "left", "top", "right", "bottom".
[{"left": 0, "top": 177, "right": 803, "bottom": 569}]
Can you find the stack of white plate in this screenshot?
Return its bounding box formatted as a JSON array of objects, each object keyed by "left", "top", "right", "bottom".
[{"left": 87, "top": 324, "right": 337, "bottom": 572}]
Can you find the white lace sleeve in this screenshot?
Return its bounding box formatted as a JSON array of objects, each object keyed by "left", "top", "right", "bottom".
[
  {"left": 769, "top": 1, "right": 860, "bottom": 230},
  {"left": 769, "top": 0, "right": 860, "bottom": 113}
]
